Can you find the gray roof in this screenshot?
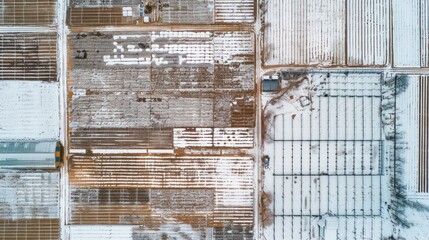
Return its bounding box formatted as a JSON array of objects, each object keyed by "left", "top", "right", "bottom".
[
  {"left": 0, "top": 141, "right": 59, "bottom": 169},
  {"left": 262, "top": 79, "right": 279, "bottom": 92}
]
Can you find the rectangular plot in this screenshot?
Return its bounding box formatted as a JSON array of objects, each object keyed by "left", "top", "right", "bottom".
[
  {"left": 274, "top": 176, "right": 292, "bottom": 215},
  {"left": 337, "top": 216, "right": 383, "bottom": 240},
  {"left": 355, "top": 177, "right": 365, "bottom": 216},
  {"left": 273, "top": 141, "right": 288, "bottom": 175},
  {"left": 214, "top": 0, "right": 254, "bottom": 23},
  {"left": 355, "top": 97, "right": 365, "bottom": 140},
  {"left": 347, "top": 0, "right": 389, "bottom": 66},
  {"left": 336, "top": 143, "right": 347, "bottom": 175},
  {"left": 0, "top": 0, "right": 56, "bottom": 26},
  {"left": 68, "top": 6, "right": 138, "bottom": 26},
  {"left": 69, "top": 225, "right": 133, "bottom": 240},
  {"left": 274, "top": 217, "right": 289, "bottom": 240},
  {"left": 161, "top": 0, "right": 214, "bottom": 24},
  {"left": 301, "top": 142, "right": 311, "bottom": 175},
  {"left": 327, "top": 142, "right": 338, "bottom": 174},
  {"left": 292, "top": 177, "right": 302, "bottom": 215},
  {"left": 264, "top": 0, "right": 346, "bottom": 66},
  {"left": 275, "top": 176, "right": 321, "bottom": 217},
  {"left": 319, "top": 97, "right": 330, "bottom": 140},
  {"left": 0, "top": 33, "right": 57, "bottom": 81},
  {"left": 319, "top": 141, "right": 329, "bottom": 174},
  {"left": 328, "top": 97, "right": 338, "bottom": 139},
  {"left": 291, "top": 115, "right": 302, "bottom": 140},
  {"left": 173, "top": 128, "right": 254, "bottom": 148},
  {"left": 345, "top": 96, "right": 356, "bottom": 138},
  {"left": 337, "top": 176, "right": 348, "bottom": 215},
  {"left": 393, "top": 0, "right": 422, "bottom": 67},
  {"left": 0, "top": 219, "right": 59, "bottom": 240},
  {"left": 328, "top": 176, "right": 340, "bottom": 215},
  {"left": 70, "top": 188, "right": 150, "bottom": 205},
  {"left": 310, "top": 176, "right": 320, "bottom": 216},
  {"left": 0, "top": 81, "right": 59, "bottom": 140},
  {"left": 345, "top": 141, "right": 356, "bottom": 174},
  {"left": 355, "top": 142, "right": 364, "bottom": 175},
  {"left": 301, "top": 113, "right": 312, "bottom": 140},
  {"left": 282, "top": 114, "right": 294, "bottom": 140},
  {"left": 301, "top": 176, "right": 311, "bottom": 215},
  {"left": 71, "top": 128, "right": 173, "bottom": 149},
  {"left": 310, "top": 107, "right": 320, "bottom": 140},
  {"left": 337, "top": 97, "right": 347, "bottom": 139},
  {"left": 346, "top": 176, "right": 356, "bottom": 215},
  {"left": 282, "top": 142, "right": 293, "bottom": 175},
  {"left": 319, "top": 176, "right": 329, "bottom": 215},
  {"left": 292, "top": 142, "right": 302, "bottom": 174},
  {"left": 319, "top": 176, "right": 383, "bottom": 216},
  {"left": 0, "top": 172, "right": 59, "bottom": 219}
]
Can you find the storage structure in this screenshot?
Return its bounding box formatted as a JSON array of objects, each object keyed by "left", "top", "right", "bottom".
[{"left": 0, "top": 141, "right": 62, "bottom": 169}]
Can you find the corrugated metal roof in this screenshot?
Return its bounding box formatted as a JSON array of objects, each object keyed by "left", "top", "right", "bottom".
[
  {"left": 347, "top": 0, "right": 389, "bottom": 66},
  {"left": 0, "top": 218, "right": 60, "bottom": 240},
  {"left": 0, "top": 33, "right": 57, "bottom": 81},
  {"left": 214, "top": 0, "right": 254, "bottom": 23},
  {"left": 70, "top": 128, "right": 174, "bottom": 150},
  {"left": 0, "top": 81, "right": 59, "bottom": 140},
  {"left": 161, "top": 0, "right": 214, "bottom": 24},
  {"left": 68, "top": 0, "right": 254, "bottom": 26},
  {"left": 0, "top": 171, "right": 60, "bottom": 239},
  {"left": 264, "top": 0, "right": 346, "bottom": 66},
  {"left": 0, "top": 171, "right": 59, "bottom": 219},
  {"left": 173, "top": 128, "right": 254, "bottom": 148},
  {"left": 68, "top": 154, "right": 254, "bottom": 232},
  {"left": 0, "top": 155, "right": 57, "bottom": 169},
  {"left": 0, "top": 0, "right": 57, "bottom": 26},
  {"left": 66, "top": 29, "right": 256, "bottom": 239},
  {"left": 68, "top": 31, "right": 255, "bottom": 156}
]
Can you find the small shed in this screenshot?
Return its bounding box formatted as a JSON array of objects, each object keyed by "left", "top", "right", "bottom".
[
  {"left": 0, "top": 141, "right": 62, "bottom": 169},
  {"left": 262, "top": 75, "right": 280, "bottom": 92}
]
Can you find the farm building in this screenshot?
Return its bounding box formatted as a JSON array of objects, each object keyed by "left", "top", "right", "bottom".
[
  {"left": 0, "top": 33, "right": 57, "bottom": 81},
  {"left": 1, "top": 0, "right": 429, "bottom": 239},
  {"left": 0, "top": 0, "right": 57, "bottom": 26},
  {"left": 65, "top": 30, "right": 256, "bottom": 239},
  {"left": 67, "top": 0, "right": 255, "bottom": 26},
  {"left": 0, "top": 81, "right": 60, "bottom": 140},
  {"left": 0, "top": 171, "right": 60, "bottom": 239},
  {"left": 262, "top": 0, "right": 389, "bottom": 66},
  {"left": 0, "top": 141, "right": 62, "bottom": 169},
  {"left": 68, "top": 30, "right": 255, "bottom": 152},
  {"left": 0, "top": 2, "right": 62, "bottom": 239},
  {"left": 263, "top": 0, "right": 429, "bottom": 67}
]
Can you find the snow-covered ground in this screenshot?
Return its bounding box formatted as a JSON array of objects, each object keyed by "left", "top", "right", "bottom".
[
  {"left": 261, "top": 72, "right": 393, "bottom": 240},
  {"left": 395, "top": 75, "right": 429, "bottom": 239}
]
